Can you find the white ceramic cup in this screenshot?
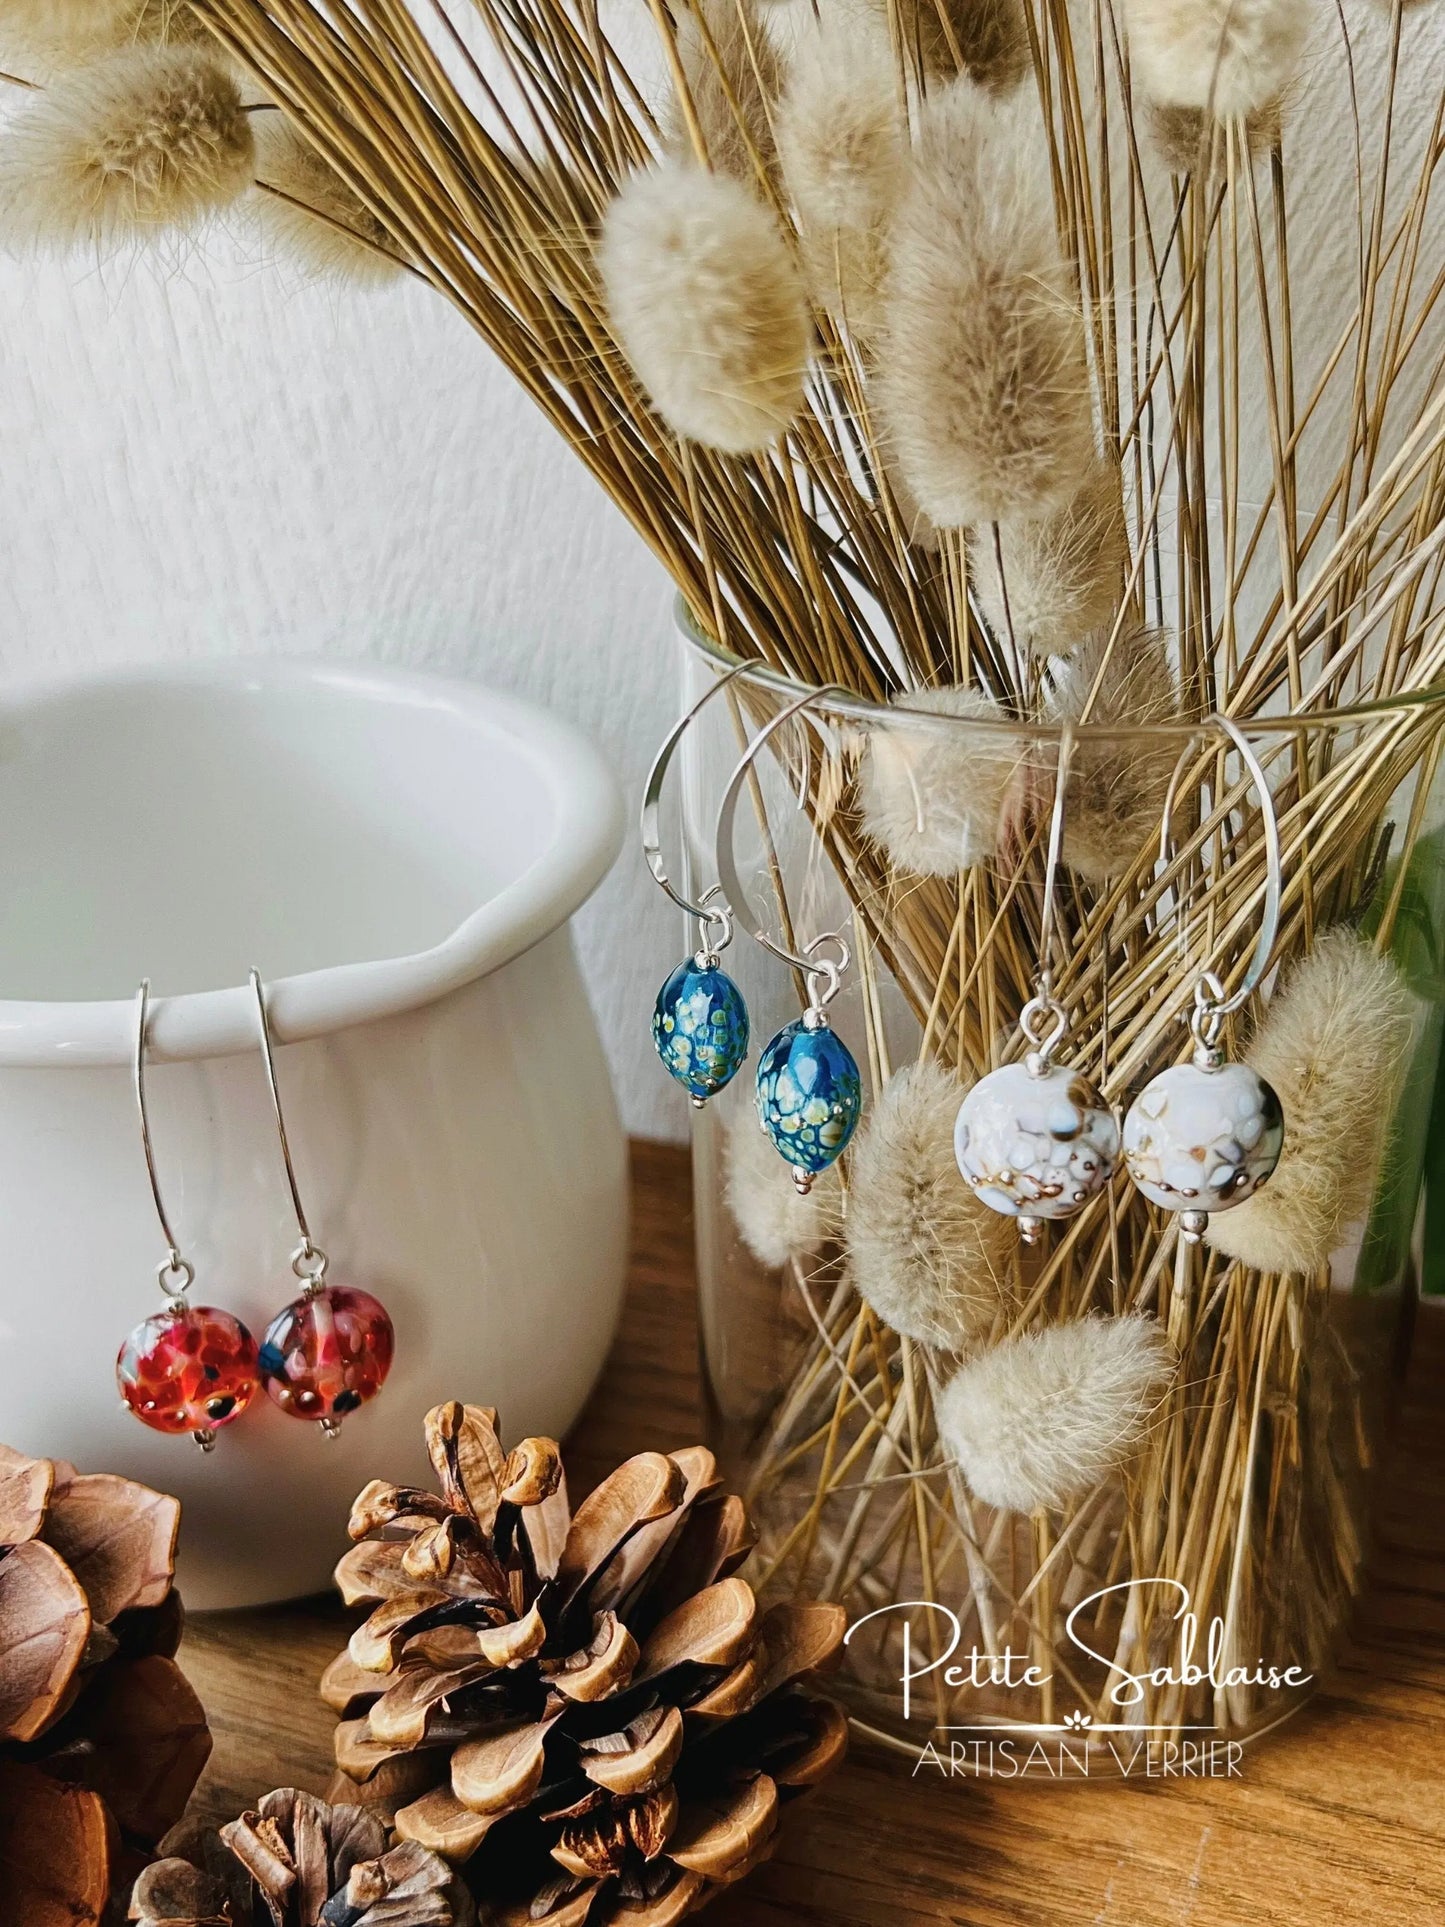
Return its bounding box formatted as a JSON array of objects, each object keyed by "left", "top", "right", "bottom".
[{"left": 0, "top": 659, "right": 628, "bottom": 1607}]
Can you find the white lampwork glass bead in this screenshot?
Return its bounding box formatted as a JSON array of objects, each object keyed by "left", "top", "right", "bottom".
[
  {"left": 953, "top": 1061, "right": 1120, "bottom": 1222},
  {"left": 1122, "top": 1060, "right": 1284, "bottom": 1217}
]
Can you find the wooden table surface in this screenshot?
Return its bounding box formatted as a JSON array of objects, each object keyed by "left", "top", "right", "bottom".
[{"left": 182, "top": 1142, "right": 1445, "bottom": 1926}]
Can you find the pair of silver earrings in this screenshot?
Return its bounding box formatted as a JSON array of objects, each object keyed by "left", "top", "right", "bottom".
[
  {"left": 643, "top": 678, "right": 862, "bottom": 1196},
  {"left": 954, "top": 718, "right": 1286, "bottom": 1245},
  {"left": 117, "top": 972, "right": 395, "bottom": 1450}
]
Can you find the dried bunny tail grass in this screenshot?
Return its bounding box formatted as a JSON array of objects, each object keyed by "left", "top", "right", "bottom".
[
  {"left": 670, "top": 0, "right": 783, "bottom": 186},
  {"left": 863, "top": 0, "right": 1032, "bottom": 92},
  {"left": 1148, "top": 96, "right": 1284, "bottom": 174},
  {"left": 774, "top": 9, "right": 904, "bottom": 340},
  {"left": 1207, "top": 931, "right": 1414, "bottom": 1276},
  {"left": 972, "top": 457, "right": 1128, "bottom": 657},
  {"left": 599, "top": 159, "right": 809, "bottom": 454},
  {"left": 1047, "top": 624, "right": 1179, "bottom": 883},
  {"left": 725, "top": 1107, "right": 843, "bottom": 1267},
  {"left": 937, "top": 1314, "right": 1174, "bottom": 1513},
  {"left": 876, "top": 80, "right": 1095, "bottom": 529},
  {"left": 0, "top": 45, "right": 255, "bottom": 253},
  {"left": 880, "top": 451, "right": 943, "bottom": 553},
  {"left": 0, "top": 0, "right": 204, "bottom": 71},
  {"left": 857, "top": 682, "right": 1023, "bottom": 876},
  {"left": 253, "top": 115, "right": 407, "bottom": 284},
  {"left": 1121, "top": 0, "right": 1310, "bottom": 121},
  {"left": 845, "top": 1059, "right": 1012, "bottom": 1352}
]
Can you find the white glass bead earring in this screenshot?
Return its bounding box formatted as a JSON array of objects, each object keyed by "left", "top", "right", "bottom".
[
  {"left": 953, "top": 726, "right": 1121, "bottom": 1244},
  {"left": 1121, "top": 718, "right": 1285, "bottom": 1244}
]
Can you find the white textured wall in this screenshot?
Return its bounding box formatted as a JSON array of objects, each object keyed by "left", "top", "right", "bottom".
[{"left": 0, "top": 239, "right": 694, "bottom": 1140}]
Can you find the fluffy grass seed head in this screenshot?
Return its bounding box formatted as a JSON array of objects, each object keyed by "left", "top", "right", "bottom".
[
  {"left": 857, "top": 682, "right": 1023, "bottom": 876},
  {"left": 846, "top": 1059, "right": 1013, "bottom": 1352},
  {"left": 882, "top": 451, "right": 944, "bottom": 552},
  {"left": 0, "top": 45, "right": 255, "bottom": 253},
  {"left": 252, "top": 115, "right": 407, "bottom": 284},
  {"left": 1206, "top": 930, "right": 1414, "bottom": 1276},
  {"left": 937, "top": 1314, "right": 1174, "bottom": 1513},
  {"left": 973, "top": 456, "right": 1129, "bottom": 656},
  {"left": 862, "top": 0, "right": 1032, "bottom": 92},
  {"left": 725, "top": 1107, "right": 843, "bottom": 1268},
  {"left": 774, "top": 9, "right": 904, "bottom": 341},
  {"left": 1148, "top": 96, "right": 1284, "bottom": 174},
  {"left": 600, "top": 158, "right": 810, "bottom": 454},
  {"left": 877, "top": 80, "right": 1095, "bottom": 529},
  {"left": 670, "top": 0, "right": 783, "bottom": 187},
  {"left": 1046, "top": 624, "right": 1179, "bottom": 883},
  {"left": 1122, "top": 0, "right": 1310, "bottom": 122},
  {"left": 0, "top": 0, "right": 203, "bottom": 73}
]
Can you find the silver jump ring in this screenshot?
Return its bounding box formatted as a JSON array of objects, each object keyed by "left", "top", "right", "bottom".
[
  {"left": 291, "top": 1239, "right": 330, "bottom": 1293},
  {"left": 157, "top": 1255, "right": 195, "bottom": 1302},
  {"left": 1019, "top": 994, "right": 1069, "bottom": 1065},
  {"left": 695, "top": 884, "right": 734, "bottom": 960},
  {"left": 802, "top": 932, "right": 850, "bottom": 1013},
  {"left": 1189, "top": 972, "right": 1229, "bottom": 1050}
]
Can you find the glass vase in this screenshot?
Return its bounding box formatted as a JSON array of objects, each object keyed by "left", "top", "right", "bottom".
[{"left": 676, "top": 618, "right": 1445, "bottom": 1777}]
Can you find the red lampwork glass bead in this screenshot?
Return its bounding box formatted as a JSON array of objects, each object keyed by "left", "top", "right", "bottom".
[
  {"left": 259, "top": 1284, "right": 394, "bottom": 1429},
  {"left": 117, "top": 1305, "right": 260, "bottom": 1445}
]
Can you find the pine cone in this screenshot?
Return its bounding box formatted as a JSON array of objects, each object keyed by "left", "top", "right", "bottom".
[
  {"left": 322, "top": 1405, "right": 848, "bottom": 1925},
  {"left": 0, "top": 1441, "right": 211, "bottom": 1927},
  {"left": 129, "top": 1787, "right": 475, "bottom": 1927}
]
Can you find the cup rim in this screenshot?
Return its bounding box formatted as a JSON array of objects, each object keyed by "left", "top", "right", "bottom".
[
  {"left": 0, "top": 657, "right": 624, "bottom": 1067},
  {"left": 675, "top": 596, "right": 1445, "bottom": 743}
]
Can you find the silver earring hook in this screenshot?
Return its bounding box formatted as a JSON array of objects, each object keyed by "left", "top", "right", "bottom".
[
  {"left": 714, "top": 685, "right": 854, "bottom": 1010},
  {"left": 135, "top": 980, "right": 195, "bottom": 1304},
  {"left": 1156, "top": 718, "right": 1282, "bottom": 1043},
  {"left": 1038, "top": 723, "right": 1075, "bottom": 993},
  {"left": 250, "top": 969, "right": 329, "bottom": 1293},
  {"left": 641, "top": 662, "right": 780, "bottom": 957},
  {"left": 1156, "top": 733, "right": 1202, "bottom": 872},
  {"left": 1017, "top": 724, "right": 1075, "bottom": 1068},
  {"left": 1197, "top": 714, "right": 1282, "bottom": 1023}
]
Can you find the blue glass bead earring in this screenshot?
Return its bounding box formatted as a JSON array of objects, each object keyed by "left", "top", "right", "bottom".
[
  {"left": 714, "top": 686, "right": 864, "bottom": 1195},
  {"left": 1122, "top": 719, "right": 1285, "bottom": 1243},
  {"left": 641, "top": 665, "right": 754, "bottom": 1107},
  {"left": 953, "top": 727, "right": 1120, "bottom": 1244}
]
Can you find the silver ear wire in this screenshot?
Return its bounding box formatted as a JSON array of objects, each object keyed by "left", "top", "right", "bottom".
[
  {"left": 1018, "top": 722, "right": 1076, "bottom": 1063},
  {"left": 641, "top": 660, "right": 768, "bottom": 956},
  {"left": 1195, "top": 714, "right": 1282, "bottom": 1026},
  {"left": 134, "top": 980, "right": 195, "bottom": 1307},
  {"left": 250, "top": 969, "right": 329, "bottom": 1296},
  {"left": 1156, "top": 718, "right": 1282, "bottom": 1049},
  {"left": 713, "top": 683, "right": 854, "bottom": 1010}
]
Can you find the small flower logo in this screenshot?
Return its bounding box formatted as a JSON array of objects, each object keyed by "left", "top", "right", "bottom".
[{"left": 1062, "top": 1710, "right": 1093, "bottom": 1731}]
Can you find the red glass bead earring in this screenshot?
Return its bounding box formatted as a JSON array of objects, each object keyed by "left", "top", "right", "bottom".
[
  {"left": 116, "top": 981, "right": 260, "bottom": 1452},
  {"left": 250, "top": 970, "right": 394, "bottom": 1437}
]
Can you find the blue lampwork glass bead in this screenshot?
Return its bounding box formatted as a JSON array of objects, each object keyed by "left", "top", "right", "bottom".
[
  {"left": 652, "top": 956, "right": 750, "bottom": 1104},
  {"left": 756, "top": 1017, "right": 863, "bottom": 1188}
]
